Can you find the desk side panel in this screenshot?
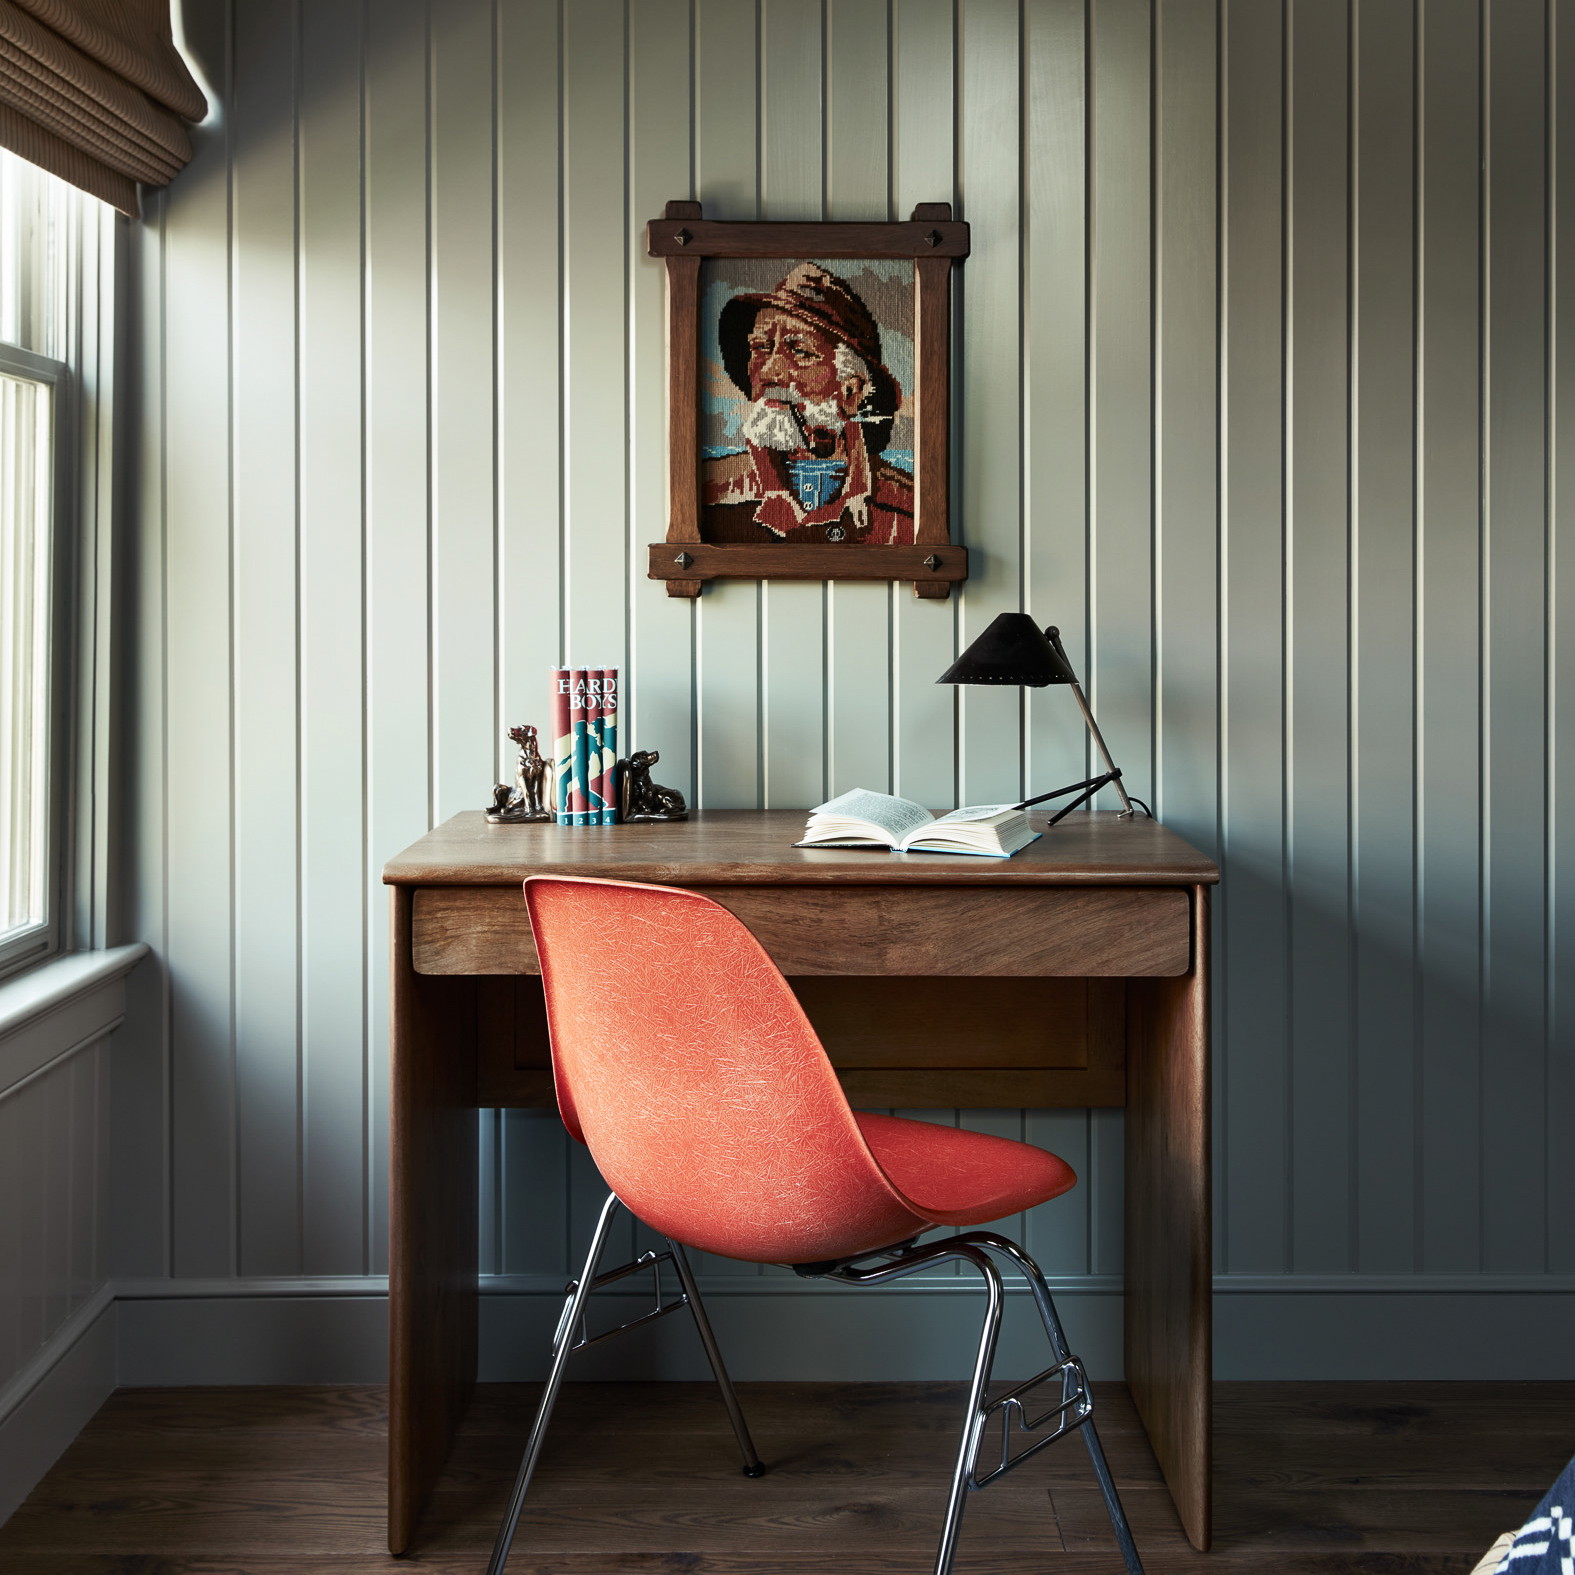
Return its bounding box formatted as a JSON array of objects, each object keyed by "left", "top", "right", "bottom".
[
  {"left": 388, "top": 887, "right": 480, "bottom": 1553},
  {"left": 1125, "top": 882, "right": 1212, "bottom": 1550}
]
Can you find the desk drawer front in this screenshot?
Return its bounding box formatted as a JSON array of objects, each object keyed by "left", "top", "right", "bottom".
[
  {"left": 477, "top": 974, "right": 1128, "bottom": 1109},
  {"left": 412, "top": 884, "right": 1190, "bottom": 977}
]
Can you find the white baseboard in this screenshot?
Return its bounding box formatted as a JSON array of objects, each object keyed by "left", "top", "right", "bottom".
[{"left": 0, "top": 1287, "right": 117, "bottom": 1525}]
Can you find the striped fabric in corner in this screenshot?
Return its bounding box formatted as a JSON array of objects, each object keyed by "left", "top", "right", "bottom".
[{"left": 1473, "top": 1455, "right": 1575, "bottom": 1574}]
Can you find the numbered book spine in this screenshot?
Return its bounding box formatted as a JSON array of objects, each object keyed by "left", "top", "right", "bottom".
[
  {"left": 550, "top": 667, "right": 573, "bottom": 826},
  {"left": 569, "top": 669, "right": 591, "bottom": 826},
  {"left": 599, "top": 667, "right": 619, "bottom": 824},
  {"left": 583, "top": 668, "right": 603, "bottom": 824}
]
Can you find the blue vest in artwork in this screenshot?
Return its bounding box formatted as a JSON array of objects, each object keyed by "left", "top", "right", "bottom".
[{"left": 786, "top": 458, "right": 847, "bottom": 513}]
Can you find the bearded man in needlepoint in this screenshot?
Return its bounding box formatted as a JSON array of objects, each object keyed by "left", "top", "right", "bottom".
[{"left": 701, "top": 261, "right": 916, "bottom": 545}]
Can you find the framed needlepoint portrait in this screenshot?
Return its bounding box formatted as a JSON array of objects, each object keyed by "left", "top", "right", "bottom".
[{"left": 646, "top": 201, "right": 970, "bottom": 598}]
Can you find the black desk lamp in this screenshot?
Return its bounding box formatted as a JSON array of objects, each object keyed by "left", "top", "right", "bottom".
[{"left": 936, "top": 613, "right": 1147, "bottom": 827}]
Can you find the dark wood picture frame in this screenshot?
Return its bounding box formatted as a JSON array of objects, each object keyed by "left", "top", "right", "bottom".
[{"left": 646, "top": 201, "right": 970, "bottom": 599}]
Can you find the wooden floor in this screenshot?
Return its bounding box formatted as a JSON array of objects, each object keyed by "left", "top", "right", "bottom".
[{"left": 0, "top": 1381, "right": 1567, "bottom": 1573}]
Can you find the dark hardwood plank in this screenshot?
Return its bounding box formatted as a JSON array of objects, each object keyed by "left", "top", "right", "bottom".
[
  {"left": 0, "top": 1558, "right": 1504, "bottom": 1574},
  {"left": 0, "top": 1381, "right": 1556, "bottom": 1575},
  {"left": 0, "top": 1557, "right": 1498, "bottom": 1574},
  {"left": 1218, "top": 1378, "right": 1575, "bottom": 1424},
  {"left": 456, "top": 1377, "right": 1154, "bottom": 1439},
  {"left": 87, "top": 1384, "right": 390, "bottom": 1435}
]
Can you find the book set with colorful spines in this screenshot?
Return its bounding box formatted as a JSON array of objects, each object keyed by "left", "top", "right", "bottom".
[{"left": 550, "top": 666, "right": 619, "bottom": 826}]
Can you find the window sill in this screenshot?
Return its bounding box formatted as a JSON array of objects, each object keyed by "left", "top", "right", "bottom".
[{"left": 0, "top": 943, "right": 150, "bottom": 1097}]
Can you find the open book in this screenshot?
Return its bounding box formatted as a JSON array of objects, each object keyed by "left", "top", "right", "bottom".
[{"left": 795, "top": 789, "right": 1041, "bottom": 859}]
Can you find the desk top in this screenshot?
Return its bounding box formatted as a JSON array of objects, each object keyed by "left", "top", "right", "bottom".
[{"left": 383, "top": 810, "right": 1219, "bottom": 888}]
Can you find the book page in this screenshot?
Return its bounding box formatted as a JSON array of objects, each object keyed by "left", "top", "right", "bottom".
[
  {"left": 809, "top": 788, "right": 935, "bottom": 841},
  {"left": 929, "top": 803, "right": 1018, "bottom": 825}
]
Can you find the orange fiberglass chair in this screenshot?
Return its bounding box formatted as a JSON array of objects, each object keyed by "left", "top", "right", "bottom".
[{"left": 485, "top": 875, "right": 1145, "bottom": 1575}]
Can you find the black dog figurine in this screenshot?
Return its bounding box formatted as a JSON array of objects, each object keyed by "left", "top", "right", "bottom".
[{"left": 619, "top": 749, "right": 687, "bottom": 822}]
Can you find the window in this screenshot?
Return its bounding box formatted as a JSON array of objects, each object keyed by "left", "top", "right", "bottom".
[
  {"left": 0, "top": 150, "right": 95, "bottom": 977},
  {"left": 0, "top": 341, "right": 65, "bottom": 970}
]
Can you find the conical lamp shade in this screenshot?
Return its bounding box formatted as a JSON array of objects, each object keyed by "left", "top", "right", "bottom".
[{"left": 935, "top": 613, "right": 1079, "bottom": 687}]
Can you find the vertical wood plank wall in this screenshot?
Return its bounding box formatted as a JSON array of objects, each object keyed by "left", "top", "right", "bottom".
[
  {"left": 0, "top": 1045, "right": 110, "bottom": 1394},
  {"left": 120, "top": 0, "right": 1573, "bottom": 1348}
]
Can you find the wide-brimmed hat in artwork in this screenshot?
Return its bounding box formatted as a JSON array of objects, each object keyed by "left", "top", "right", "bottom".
[{"left": 717, "top": 262, "right": 901, "bottom": 452}]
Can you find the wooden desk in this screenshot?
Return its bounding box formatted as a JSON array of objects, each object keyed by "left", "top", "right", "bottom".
[{"left": 383, "top": 809, "right": 1216, "bottom": 1553}]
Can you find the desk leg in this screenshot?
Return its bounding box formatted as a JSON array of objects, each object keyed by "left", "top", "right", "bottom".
[
  {"left": 388, "top": 887, "right": 479, "bottom": 1553},
  {"left": 1125, "top": 883, "right": 1212, "bottom": 1551}
]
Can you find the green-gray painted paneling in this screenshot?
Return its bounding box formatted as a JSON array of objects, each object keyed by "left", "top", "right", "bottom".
[
  {"left": 1351, "top": 0, "right": 1417, "bottom": 1275},
  {"left": 119, "top": 0, "right": 1575, "bottom": 1372},
  {"left": 1551, "top": 0, "right": 1575, "bottom": 1276},
  {"left": 1415, "top": 0, "right": 1484, "bottom": 1274},
  {"left": 231, "top": 0, "right": 301, "bottom": 1280},
  {"left": 0, "top": 1047, "right": 109, "bottom": 1390},
  {"left": 159, "top": 0, "right": 236, "bottom": 1284},
  {"left": 693, "top": 2, "right": 763, "bottom": 810},
  {"left": 1219, "top": 0, "right": 1289, "bottom": 1274},
  {"left": 299, "top": 0, "right": 370, "bottom": 1279},
  {"left": 1286, "top": 0, "right": 1353, "bottom": 1275},
  {"left": 1483, "top": 0, "right": 1551, "bottom": 1275}
]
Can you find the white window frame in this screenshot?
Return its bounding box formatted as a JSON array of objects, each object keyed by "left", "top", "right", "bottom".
[
  {"left": 0, "top": 337, "right": 73, "bottom": 979},
  {"left": 0, "top": 145, "right": 119, "bottom": 988}
]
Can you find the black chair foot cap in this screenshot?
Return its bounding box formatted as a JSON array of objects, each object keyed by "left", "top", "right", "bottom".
[{"left": 743, "top": 1464, "right": 766, "bottom": 1478}]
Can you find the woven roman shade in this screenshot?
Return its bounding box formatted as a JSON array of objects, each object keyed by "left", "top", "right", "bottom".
[{"left": 0, "top": 0, "right": 206, "bottom": 215}]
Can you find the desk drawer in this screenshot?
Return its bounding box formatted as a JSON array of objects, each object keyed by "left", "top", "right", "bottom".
[
  {"left": 476, "top": 974, "right": 1129, "bottom": 1109},
  {"left": 412, "top": 884, "right": 1191, "bottom": 977}
]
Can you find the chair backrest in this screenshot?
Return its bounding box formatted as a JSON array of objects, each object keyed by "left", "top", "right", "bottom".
[{"left": 523, "top": 875, "right": 927, "bottom": 1264}]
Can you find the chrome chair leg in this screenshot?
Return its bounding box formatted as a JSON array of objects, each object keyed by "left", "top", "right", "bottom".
[
  {"left": 962, "top": 1232, "right": 1145, "bottom": 1575},
  {"left": 1079, "top": 1420, "right": 1145, "bottom": 1575},
  {"left": 665, "top": 1237, "right": 765, "bottom": 1476},
  {"left": 932, "top": 1244, "right": 1005, "bottom": 1575},
  {"left": 485, "top": 1191, "right": 623, "bottom": 1575}
]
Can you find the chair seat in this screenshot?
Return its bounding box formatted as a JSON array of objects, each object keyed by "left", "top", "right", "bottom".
[{"left": 855, "top": 1112, "right": 1076, "bottom": 1227}]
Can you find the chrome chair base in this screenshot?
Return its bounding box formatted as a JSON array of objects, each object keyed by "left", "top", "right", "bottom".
[
  {"left": 805, "top": 1230, "right": 1145, "bottom": 1575},
  {"left": 485, "top": 1192, "right": 763, "bottom": 1575},
  {"left": 486, "top": 1199, "right": 1143, "bottom": 1575}
]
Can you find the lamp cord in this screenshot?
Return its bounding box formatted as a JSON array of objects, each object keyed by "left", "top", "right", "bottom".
[{"left": 1127, "top": 795, "right": 1154, "bottom": 819}]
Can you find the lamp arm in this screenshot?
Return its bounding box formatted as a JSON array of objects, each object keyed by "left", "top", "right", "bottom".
[
  {"left": 1015, "top": 770, "right": 1120, "bottom": 811},
  {"left": 1044, "top": 626, "right": 1135, "bottom": 818},
  {"left": 1066, "top": 682, "right": 1134, "bottom": 815},
  {"left": 1017, "top": 771, "right": 1123, "bottom": 826}
]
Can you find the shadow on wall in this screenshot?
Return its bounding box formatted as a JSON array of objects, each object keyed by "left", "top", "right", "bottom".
[{"left": 170, "top": 0, "right": 401, "bottom": 184}]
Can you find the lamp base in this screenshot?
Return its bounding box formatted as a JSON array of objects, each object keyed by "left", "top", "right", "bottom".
[{"left": 1015, "top": 770, "right": 1132, "bottom": 827}]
